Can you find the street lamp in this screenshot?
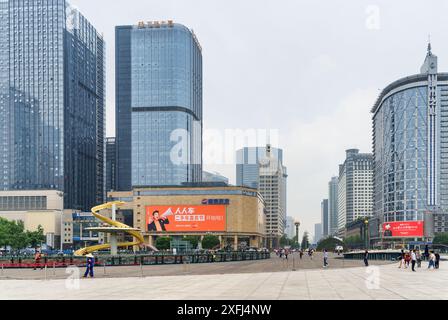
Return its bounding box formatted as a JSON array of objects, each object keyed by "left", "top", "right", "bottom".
[
  {"left": 294, "top": 222, "right": 301, "bottom": 248},
  {"left": 364, "top": 219, "right": 369, "bottom": 250}
]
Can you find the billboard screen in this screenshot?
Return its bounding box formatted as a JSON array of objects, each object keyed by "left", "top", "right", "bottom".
[
  {"left": 382, "top": 221, "right": 424, "bottom": 238},
  {"left": 145, "top": 205, "right": 226, "bottom": 233}
]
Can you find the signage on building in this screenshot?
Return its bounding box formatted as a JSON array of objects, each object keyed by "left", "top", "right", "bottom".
[
  {"left": 145, "top": 205, "right": 226, "bottom": 233},
  {"left": 201, "top": 199, "right": 230, "bottom": 205},
  {"left": 382, "top": 221, "right": 424, "bottom": 238}
]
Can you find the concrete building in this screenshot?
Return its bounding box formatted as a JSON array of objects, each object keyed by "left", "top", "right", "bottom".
[
  {"left": 329, "top": 177, "right": 339, "bottom": 236},
  {"left": 314, "top": 223, "right": 323, "bottom": 244},
  {"left": 338, "top": 149, "right": 374, "bottom": 236},
  {"left": 0, "top": 1, "right": 105, "bottom": 211},
  {"left": 371, "top": 44, "right": 448, "bottom": 244},
  {"left": 108, "top": 184, "right": 267, "bottom": 250},
  {"left": 115, "top": 21, "right": 202, "bottom": 190},
  {"left": 202, "top": 171, "right": 229, "bottom": 185},
  {"left": 321, "top": 199, "right": 329, "bottom": 237},
  {"left": 236, "top": 145, "right": 287, "bottom": 248}
]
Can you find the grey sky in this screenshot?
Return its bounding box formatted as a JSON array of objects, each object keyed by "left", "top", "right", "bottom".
[{"left": 71, "top": 0, "right": 448, "bottom": 239}]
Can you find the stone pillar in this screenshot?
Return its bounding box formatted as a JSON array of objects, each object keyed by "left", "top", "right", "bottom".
[
  {"left": 219, "top": 236, "right": 223, "bottom": 249},
  {"left": 110, "top": 234, "right": 118, "bottom": 256},
  {"left": 234, "top": 235, "right": 238, "bottom": 251}
]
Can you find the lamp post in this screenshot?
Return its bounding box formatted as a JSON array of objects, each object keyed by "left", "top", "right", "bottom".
[
  {"left": 294, "top": 222, "right": 301, "bottom": 248},
  {"left": 364, "top": 219, "right": 369, "bottom": 250}
]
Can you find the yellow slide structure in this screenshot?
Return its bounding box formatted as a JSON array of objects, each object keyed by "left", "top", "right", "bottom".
[{"left": 74, "top": 201, "right": 145, "bottom": 257}]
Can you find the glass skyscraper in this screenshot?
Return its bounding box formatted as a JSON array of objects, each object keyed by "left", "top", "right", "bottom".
[
  {"left": 115, "top": 21, "right": 202, "bottom": 190},
  {"left": 372, "top": 45, "right": 448, "bottom": 236},
  {"left": 0, "top": 0, "right": 105, "bottom": 211}
]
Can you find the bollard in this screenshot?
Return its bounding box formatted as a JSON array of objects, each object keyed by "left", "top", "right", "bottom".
[
  {"left": 103, "top": 262, "right": 106, "bottom": 275},
  {"left": 140, "top": 263, "right": 143, "bottom": 278}
]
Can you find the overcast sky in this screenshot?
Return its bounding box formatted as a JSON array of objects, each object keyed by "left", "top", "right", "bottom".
[{"left": 71, "top": 0, "right": 448, "bottom": 240}]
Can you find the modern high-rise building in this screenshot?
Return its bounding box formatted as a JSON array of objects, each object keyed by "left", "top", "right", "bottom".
[
  {"left": 115, "top": 21, "right": 202, "bottom": 190},
  {"left": 371, "top": 44, "right": 448, "bottom": 241},
  {"left": 106, "top": 138, "right": 116, "bottom": 193},
  {"left": 237, "top": 145, "right": 287, "bottom": 247},
  {"left": 321, "top": 199, "right": 329, "bottom": 237},
  {"left": 0, "top": 1, "right": 105, "bottom": 211},
  {"left": 236, "top": 146, "right": 284, "bottom": 189},
  {"left": 202, "top": 171, "right": 229, "bottom": 185},
  {"left": 314, "top": 223, "right": 323, "bottom": 244},
  {"left": 328, "top": 177, "right": 339, "bottom": 235},
  {"left": 285, "top": 216, "right": 296, "bottom": 240},
  {"left": 337, "top": 149, "right": 373, "bottom": 234}
]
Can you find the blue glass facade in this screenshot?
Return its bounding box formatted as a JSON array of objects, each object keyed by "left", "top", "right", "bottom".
[
  {"left": 0, "top": 0, "right": 105, "bottom": 211},
  {"left": 116, "top": 22, "right": 202, "bottom": 189},
  {"left": 372, "top": 49, "right": 448, "bottom": 227}
]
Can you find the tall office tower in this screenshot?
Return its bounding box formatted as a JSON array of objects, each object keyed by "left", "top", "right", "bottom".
[
  {"left": 314, "top": 223, "right": 323, "bottom": 244},
  {"left": 115, "top": 21, "right": 202, "bottom": 190},
  {"left": 372, "top": 44, "right": 448, "bottom": 239},
  {"left": 236, "top": 146, "right": 283, "bottom": 189},
  {"left": 202, "top": 171, "right": 229, "bottom": 185},
  {"left": 0, "top": 1, "right": 105, "bottom": 211},
  {"left": 337, "top": 149, "right": 373, "bottom": 234},
  {"left": 321, "top": 199, "right": 329, "bottom": 237},
  {"left": 237, "top": 145, "right": 287, "bottom": 247},
  {"left": 285, "top": 216, "right": 296, "bottom": 240},
  {"left": 328, "top": 177, "right": 339, "bottom": 235},
  {"left": 106, "top": 138, "right": 116, "bottom": 193}
]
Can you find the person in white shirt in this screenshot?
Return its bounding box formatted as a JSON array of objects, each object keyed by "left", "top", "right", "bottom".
[
  {"left": 411, "top": 250, "right": 417, "bottom": 272},
  {"left": 428, "top": 252, "right": 436, "bottom": 270},
  {"left": 323, "top": 249, "right": 329, "bottom": 268}
]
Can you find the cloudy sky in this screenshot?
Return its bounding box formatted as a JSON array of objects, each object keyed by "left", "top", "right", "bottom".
[{"left": 71, "top": 0, "right": 448, "bottom": 240}]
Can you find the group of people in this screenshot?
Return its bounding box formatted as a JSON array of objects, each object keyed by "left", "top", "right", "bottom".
[{"left": 398, "top": 249, "right": 441, "bottom": 272}]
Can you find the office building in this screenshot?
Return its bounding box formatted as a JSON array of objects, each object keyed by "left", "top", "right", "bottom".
[
  {"left": 285, "top": 216, "right": 296, "bottom": 240},
  {"left": 106, "top": 138, "right": 117, "bottom": 192},
  {"left": 371, "top": 44, "right": 448, "bottom": 243},
  {"left": 0, "top": 1, "right": 105, "bottom": 211},
  {"left": 329, "top": 177, "right": 339, "bottom": 235},
  {"left": 321, "top": 199, "right": 329, "bottom": 237},
  {"left": 202, "top": 171, "right": 229, "bottom": 185},
  {"left": 314, "top": 223, "right": 323, "bottom": 244},
  {"left": 338, "top": 149, "right": 374, "bottom": 234},
  {"left": 115, "top": 21, "right": 202, "bottom": 190}
]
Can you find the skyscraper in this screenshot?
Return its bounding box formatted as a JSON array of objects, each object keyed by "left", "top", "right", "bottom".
[
  {"left": 314, "top": 223, "right": 323, "bottom": 244},
  {"left": 371, "top": 44, "right": 448, "bottom": 240},
  {"left": 337, "top": 149, "right": 373, "bottom": 234},
  {"left": 106, "top": 137, "right": 116, "bottom": 193},
  {"left": 236, "top": 145, "right": 287, "bottom": 247},
  {"left": 0, "top": 0, "right": 105, "bottom": 211},
  {"left": 115, "top": 21, "right": 202, "bottom": 190},
  {"left": 321, "top": 199, "right": 329, "bottom": 237},
  {"left": 328, "top": 177, "right": 339, "bottom": 235}
]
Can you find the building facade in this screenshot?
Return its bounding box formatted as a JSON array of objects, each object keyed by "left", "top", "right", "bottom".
[
  {"left": 108, "top": 185, "right": 267, "bottom": 250},
  {"left": 328, "top": 177, "right": 339, "bottom": 235},
  {"left": 321, "top": 199, "right": 329, "bottom": 237},
  {"left": 372, "top": 45, "right": 448, "bottom": 242},
  {"left": 202, "top": 171, "right": 229, "bottom": 185},
  {"left": 116, "top": 21, "right": 202, "bottom": 191},
  {"left": 338, "top": 149, "right": 374, "bottom": 234},
  {"left": 0, "top": 0, "right": 105, "bottom": 211},
  {"left": 106, "top": 137, "right": 117, "bottom": 193},
  {"left": 314, "top": 223, "right": 323, "bottom": 244},
  {"left": 285, "top": 216, "right": 296, "bottom": 240}
]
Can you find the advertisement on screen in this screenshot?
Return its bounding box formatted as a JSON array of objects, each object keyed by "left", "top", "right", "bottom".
[
  {"left": 382, "top": 221, "right": 424, "bottom": 238},
  {"left": 145, "top": 205, "right": 226, "bottom": 232}
]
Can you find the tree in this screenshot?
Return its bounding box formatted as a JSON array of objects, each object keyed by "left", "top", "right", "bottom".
[
  {"left": 183, "top": 235, "right": 200, "bottom": 249},
  {"left": 317, "top": 237, "right": 344, "bottom": 252},
  {"left": 434, "top": 233, "right": 448, "bottom": 245},
  {"left": 301, "top": 232, "right": 310, "bottom": 249},
  {"left": 280, "top": 235, "right": 293, "bottom": 247},
  {"left": 155, "top": 237, "right": 171, "bottom": 250},
  {"left": 201, "top": 235, "right": 220, "bottom": 250},
  {"left": 26, "top": 225, "right": 45, "bottom": 249}
]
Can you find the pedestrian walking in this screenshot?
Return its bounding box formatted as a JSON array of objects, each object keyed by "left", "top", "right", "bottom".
[
  {"left": 364, "top": 250, "right": 369, "bottom": 267},
  {"left": 416, "top": 249, "right": 422, "bottom": 268},
  {"left": 285, "top": 249, "right": 289, "bottom": 261},
  {"left": 411, "top": 250, "right": 417, "bottom": 272},
  {"left": 424, "top": 245, "right": 430, "bottom": 261},
  {"left": 33, "top": 251, "right": 43, "bottom": 270},
  {"left": 83, "top": 253, "right": 95, "bottom": 278},
  {"left": 323, "top": 249, "right": 329, "bottom": 268},
  {"left": 404, "top": 252, "right": 411, "bottom": 269},
  {"left": 435, "top": 252, "right": 441, "bottom": 269},
  {"left": 428, "top": 251, "right": 436, "bottom": 270},
  {"left": 398, "top": 249, "right": 405, "bottom": 269},
  {"left": 299, "top": 250, "right": 303, "bottom": 260}
]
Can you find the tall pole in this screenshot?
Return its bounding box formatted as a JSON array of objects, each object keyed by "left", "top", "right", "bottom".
[{"left": 295, "top": 222, "right": 301, "bottom": 248}]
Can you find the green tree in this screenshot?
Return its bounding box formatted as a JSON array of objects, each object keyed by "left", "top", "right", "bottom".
[
  {"left": 201, "top": 235, "right": 220, "bottom": 250},
  {"left": 434, "top": 233, "right": 448, "bottom": 245},
  {"left": 26, "top": 225, "right": 45, "bottom": 249},
  {"left": 183, "top": 235, "right": 200, "bottom": 249},
  {"left": 8, "top": 220, "right": 28, "bottom": 250},
  {"left": 317, "top": 237, "right": 344, "bottom": 251},
  {"left": 280, "top": 235, "right": 292, "bottom": 247},
  {"left": 155, "top": 237, "right": 171, "bottom": 250},
  {"left": 301, "top": 232, "right": 310, "bottom": 249}
]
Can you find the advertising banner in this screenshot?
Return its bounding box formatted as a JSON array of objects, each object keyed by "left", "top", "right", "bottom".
[
  {"left": 145, "top": 205, "right": 226, "bottom": 232},
  {"left": 382, "top": 221, "right": 424, "bottom": 238}
]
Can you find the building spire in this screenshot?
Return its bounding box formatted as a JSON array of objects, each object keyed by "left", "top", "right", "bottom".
[{"left": 428, "top": 35, "right": 432, "bottom": 56}]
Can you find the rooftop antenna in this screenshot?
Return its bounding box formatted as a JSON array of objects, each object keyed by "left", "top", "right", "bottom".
[{"left": 428, "top": 34, "right": 432, "bottom": 56}]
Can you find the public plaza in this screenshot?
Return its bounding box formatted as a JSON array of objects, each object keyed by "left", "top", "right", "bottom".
[{"left": 0, "top": 253, "right": 446, "bottom": 300}]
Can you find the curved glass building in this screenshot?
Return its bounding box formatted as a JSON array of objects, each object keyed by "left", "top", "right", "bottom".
[
  {"left": 372, "top": 45, "right": 448, "bottom": 238},
  {"left": 116, "top": 21, "right": 202, "bottom": 190}
]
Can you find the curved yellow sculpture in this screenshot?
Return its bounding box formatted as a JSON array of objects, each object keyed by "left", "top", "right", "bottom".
[{"left": 74, "top": 201, "right": 145, "bottom": 257}]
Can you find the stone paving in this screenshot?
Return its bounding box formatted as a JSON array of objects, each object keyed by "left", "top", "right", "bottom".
[{"left": 0, "top": 256, "right": 446, "bottom": 300}]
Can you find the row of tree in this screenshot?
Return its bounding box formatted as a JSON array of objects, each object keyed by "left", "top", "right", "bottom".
[
  {"left": 279, "top": 232, "right": 311, "bottom": 249},
  {"left": 0, "top": 218, "right": 45, "bottom": 250}
]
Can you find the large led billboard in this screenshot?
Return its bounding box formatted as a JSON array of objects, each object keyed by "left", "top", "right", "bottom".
[
  {"left": 382, "top": 221, "right": 424, "bottom": 238},
  {"left": 145, "top": 205, "right": 226, "bottom": 232}
]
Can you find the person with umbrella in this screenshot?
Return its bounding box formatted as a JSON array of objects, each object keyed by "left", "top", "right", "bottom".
[{"left": 83, "top": 253, "right": 95, "bottom": 278}]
